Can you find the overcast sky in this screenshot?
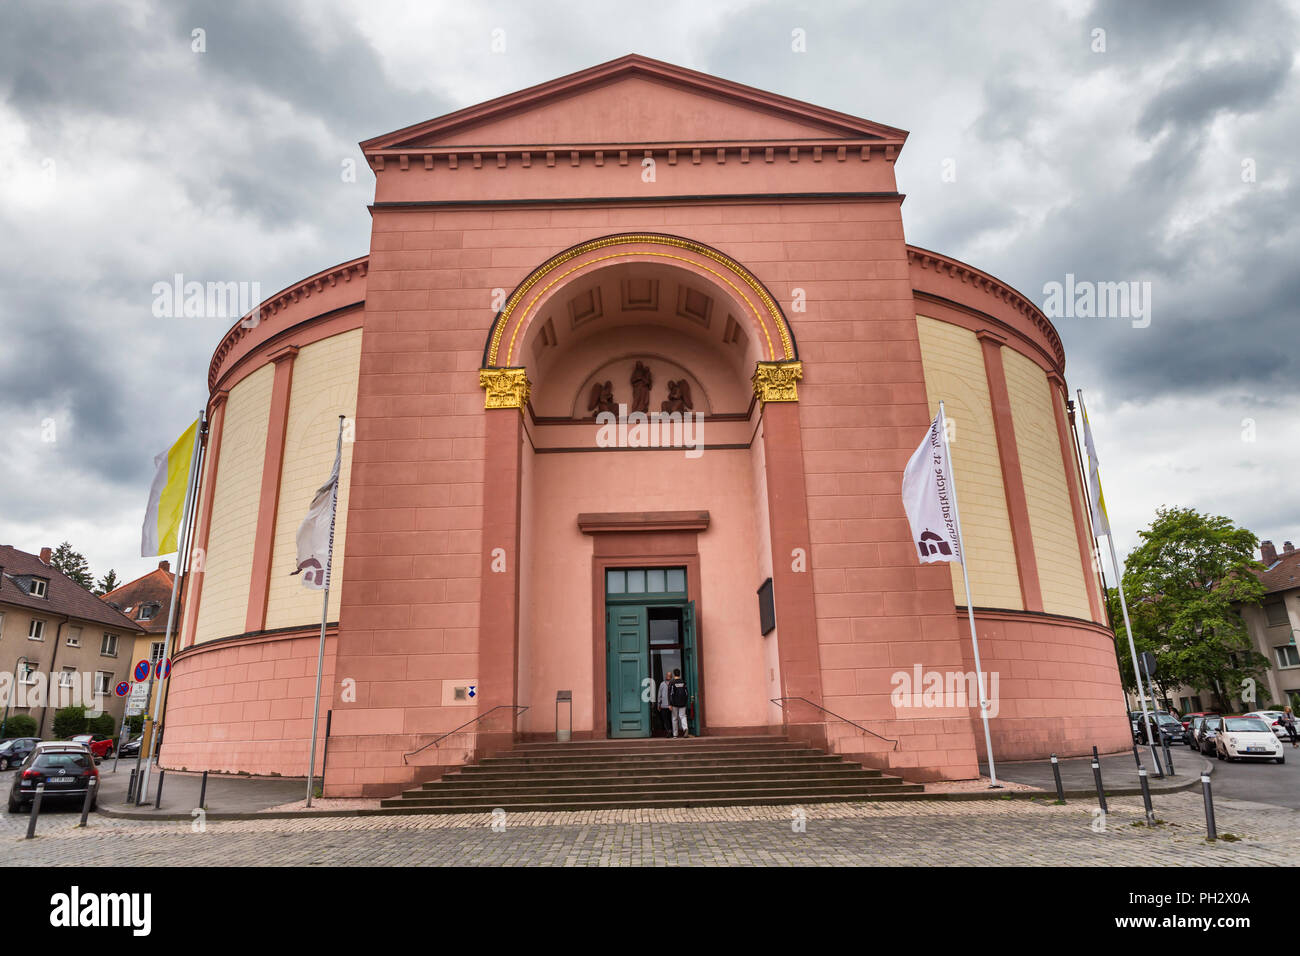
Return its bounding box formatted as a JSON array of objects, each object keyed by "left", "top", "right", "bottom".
[{"left": 1, "top": 0, "right": 1296, "bottom": 588}]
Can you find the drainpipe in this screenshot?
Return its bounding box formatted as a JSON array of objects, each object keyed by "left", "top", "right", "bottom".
[{"left": 36, "top": 614, "right": 70, "bottom": 737}]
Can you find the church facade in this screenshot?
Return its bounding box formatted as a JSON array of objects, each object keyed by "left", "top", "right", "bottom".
[{"left": 164, "top": 56, "right": 1130, "bottom": 796}]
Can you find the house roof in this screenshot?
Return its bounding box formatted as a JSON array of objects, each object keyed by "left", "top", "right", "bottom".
[
  {"left": 100, "top": 562, "right": 178, "bottom": 635},
  {"left": 0, "top": 545, "right": 144, "bottom": 632},
  {"left": 361, "top": 53, "right": 908, "bottom": 152},
  {"left": 1255, "top": 550, "right": 1300, "bottom": 595}
]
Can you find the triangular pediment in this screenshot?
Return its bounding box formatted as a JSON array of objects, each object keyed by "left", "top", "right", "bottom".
[{"left": 362, "top": 54, "right": 906, "bottom": 151}]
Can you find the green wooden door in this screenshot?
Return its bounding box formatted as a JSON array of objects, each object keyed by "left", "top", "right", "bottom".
[
  {"left": 607, "top": 605, "right": 650, "bottom": 737},
  {"left": 683, "top": 600, "right": 699, "bottom": 735}
]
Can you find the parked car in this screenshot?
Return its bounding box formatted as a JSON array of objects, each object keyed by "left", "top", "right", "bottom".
[
  {"left": 1215, "top": 716, "right": 1285, "bottom": 763},
  {"left": 69, "top": 734, "right": 115, "bottom": 759},
  {"left": 1190, "top": 715, "right": 1223, "bottom": 755},
  {"left": 1182, "top": 711, "right": 1215, "bottom": 732},
  {"left": 1243, "top": 711, "right": 1296, "bottom": 740},
  {"left": 118, "top": 735, "right": 142, "bottom": 758},
  {"left": 0, "top": 737, "right": 40, "bottom": 771},
  {"left": 7, "top": 747, "right": 99, "bottom": 813},
  {"left": 1130, "top": 711, "right": 1187, "bottom": 745}
]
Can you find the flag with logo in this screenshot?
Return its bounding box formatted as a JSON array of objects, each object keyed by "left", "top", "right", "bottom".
[
  {"left": 1078, "top": 395, "right": 1111, "bottom": 537},
  {"left": 141, "top": 418, "right": 199, "bottom": 556},
  {"left": 902, "top": 406, "right": 963, "bottom": 565},
  {"left": 291, "top": 443, "right": 341, "bottom": 589}
]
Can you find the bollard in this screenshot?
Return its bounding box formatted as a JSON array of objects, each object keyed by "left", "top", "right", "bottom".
[
  {"left": 126, "top": 768, "right": 138, "bottom": 803},
  {"left": 1050, "top": 753, "right": 1066, "bottom": 803},
  {"left": 1131, "top": 743, "right": 1143, "bottom": 768},
  {"left": 199, "top": 770, "right": 208, "bottom": 810},
  {"left": 154, "top": 770, "right": 165, "bottom": 809},
  {"left": 1162, "top": 736, "right": 1175, "bottom": 776},
  {"left": 78, "top": 777, "right": 97, "bottom": 827},
  {"left": 1137, "top": 767, "right": 1155, "bottom": 825},
  {"left": 1091, "top": 745, "right": 1107, "bottom": 813},
  {"left": 1201, "top": 773, "right": 1217, "bottom": 840},
  {"left": 25, "top": 783, "right": 45, "bottom": 839}
]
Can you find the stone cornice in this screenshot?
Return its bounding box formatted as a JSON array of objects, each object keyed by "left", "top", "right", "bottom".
[
  {"left": 907, "top": 245, "right": 1065, "bottom": 371},
  {"left": 207, "top": 256, "right": 368, "bottom": 392}
]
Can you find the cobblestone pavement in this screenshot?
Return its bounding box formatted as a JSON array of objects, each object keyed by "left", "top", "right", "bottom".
[{"left": 3, "top": 792, "right": 1296, "bottom": 866}]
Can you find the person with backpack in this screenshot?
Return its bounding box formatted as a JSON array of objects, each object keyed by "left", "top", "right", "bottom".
[{"left": 668, "top": 668, "right": 690, "bottom": 738}]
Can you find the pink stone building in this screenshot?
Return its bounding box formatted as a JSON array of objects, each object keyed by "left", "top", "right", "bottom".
[{"left": 163, "top": 56, "right": 1130, "bottom": 796}]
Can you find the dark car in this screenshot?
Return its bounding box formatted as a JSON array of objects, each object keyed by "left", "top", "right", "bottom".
[
  {"left": 118, "top": 735, "right": 142, "bottom": 758},
  {"left": 0, "top": 737, "right": 40, "bottom": 771},
  {"left": 7, "top": 748, "right": 99, "bottom": 813},
  {"left": 1192, "top": 715, "right": 1225, "bottom": 755},
  {"left": 69, "top": 734, "right": 115, "bottom": 759},
  {"left": 1182, "top": 711, "right": 1214, "bottom": 732},
  {"left": 1130, "top": 711, "right": 1187, "bottom": 745}
]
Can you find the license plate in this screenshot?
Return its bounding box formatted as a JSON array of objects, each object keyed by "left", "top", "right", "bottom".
[
  {"left": 1245, "top": 748, "right": 1264, "bottom": 753},
  {"left": 46, "top": 776, "right": 77, "bottom": 785}
]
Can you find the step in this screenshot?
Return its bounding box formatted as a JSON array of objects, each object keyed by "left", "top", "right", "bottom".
[
  {"left": 510, "top": 736, "right": 787, "bottom": 753},
  {"left": 492, "top": 743, "right": 818, "bottom": 760},
  {"left": 457, "top": 755, "right": 851, "bottom": 775},
  {"left": 373, "top": 789, "right": 928, "bottom": 814},
  {"left": 427, "top": 767, "right": 884, "bottom": 788},
  {"left": 399, "top": 776, "right": 910, "bottom": 800},
  {"left": 476, "top": 749, "right": 827, "bottom": 769},
  {"left": 382, "top": 781, "right": 922, "bottom": 808}
]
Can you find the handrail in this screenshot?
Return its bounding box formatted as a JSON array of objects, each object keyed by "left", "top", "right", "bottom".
[
  {"left": 770, "top": 697, "right": 899, "bottom": 751},
  {"left": 402, "top": 705, "right": 530, "bottom": 764}
]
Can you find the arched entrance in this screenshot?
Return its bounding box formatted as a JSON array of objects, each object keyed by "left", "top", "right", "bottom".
[{"left": 476, "top": 235, "right": 812, "bottom": 744}]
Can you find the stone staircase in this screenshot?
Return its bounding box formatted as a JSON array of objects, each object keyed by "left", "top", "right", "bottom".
[{"left": 376, "top": 735, "right": 923, "bottom": 813}]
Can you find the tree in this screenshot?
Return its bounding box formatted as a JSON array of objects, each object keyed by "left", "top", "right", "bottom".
[
  {"left": 52, "top": 705, "right": 88, "bottom": 739},
  {"left": 49, "top": 541, "right": 93, "bottom": 590},
  {"left": 94, "top": 569, "right": 120, "bottom": 595},
  {"left": 1117, "top": 507, "right": 1268, "bottom": 712},
  {"left": 0, "top": 713, "right": 37, "bottom": 738}
]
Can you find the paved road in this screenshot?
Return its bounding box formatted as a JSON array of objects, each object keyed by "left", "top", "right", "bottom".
[
  {"left": 2, "top": 787, "right": 1297, "bottom": 866},
  {"left": 1193, "top": 739, "right": 1300, "bottom": 808}
]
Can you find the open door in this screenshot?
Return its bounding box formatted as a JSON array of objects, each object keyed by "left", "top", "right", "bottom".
[
  {"left": 683, "top": 600, "right": 699, "bottom": 736},
  {"left": 607, "top": 605, "right": 650, "bottom": 737}
]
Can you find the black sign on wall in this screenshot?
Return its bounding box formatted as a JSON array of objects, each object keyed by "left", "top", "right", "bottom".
[{"left": 757, "top": 577, "right": 775, "bottom": 636}]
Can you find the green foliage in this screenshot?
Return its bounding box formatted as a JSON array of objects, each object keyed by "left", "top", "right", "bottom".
[
  {"left": 126, "top": 715, "right": 144, "bottom": 735},
  {"left": 1115, "top": 506, "right": 1268, "bottom": 712},
  {"left": 0, "top": 713, "right": 37, "bottom": 738},
  {"left": 86, "top": 712, "right": 115, "bottom": 736},
  {"left": 52, "top": 705, "right": 88, "bottom": 739},
  {"left": 49, "top": 541, "right": 94, "bottom": 590},
  {"left": 94, "top": 569, "right": 120, "bottom": 595}
]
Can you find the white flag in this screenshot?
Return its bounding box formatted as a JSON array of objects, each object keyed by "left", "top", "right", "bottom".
[
  {"left": 291, "top": 444, "right": 341, "bottom": 589},
  {"left": 1078, "top": 393, "right": 1111, "bottom": 537},
  {"left": 902, "top": 407, "right": 963, "bottom": 565}
]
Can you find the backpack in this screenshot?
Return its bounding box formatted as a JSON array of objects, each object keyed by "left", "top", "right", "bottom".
[{"left": 669, "top": 679, "right": 689, "bottom": 707}]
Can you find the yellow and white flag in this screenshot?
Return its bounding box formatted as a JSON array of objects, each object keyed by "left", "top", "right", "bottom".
[
  {"left": 1078, "top": 394, "right": 1111, "bottom": 538},
  {"left": 141, "top": 419, "right": 199, "bottom": 556}
]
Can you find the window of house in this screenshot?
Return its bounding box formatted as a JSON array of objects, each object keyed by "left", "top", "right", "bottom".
[
  {"left": 150, "top": 641, "right": 165, "bottom": 664},
  {"left": 28, "top": 619, "right": 45, "bottom": 641},
  {"left": 29, "top": 578, "right": 47, "bottom": 598},
  {"left": 1179, "top": 696, "right": 1202, "bottom": 713},
  {"left": 100, "top": 633, "right": 118, "bottom": 657},
  {"left": 1265, "top": 601, "right": 1289, "bottom": 627},
  {"left": 58, "top": 667, "right": 76, "bottom": 689},
  {"left": 66, "top": 626, "right": 82, "bottom": 648},
  {"left": 1276, "top": 645, "right": 1300, "bottom": 669},
  {"left": 18, "top": 661, "right": 37, "bottom": 685},
  {"left": 138, "top": 604, "right": 157, "bottom": 621},
  {"left": 94, "top": 671, "right": 112, "bottom": 696}
]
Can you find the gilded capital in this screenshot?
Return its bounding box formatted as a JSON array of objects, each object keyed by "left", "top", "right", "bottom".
[
  {"left": 752, "top": 360, "right": 803, "bottom": 403},
  {"left": 479, "top": 367, "right": 531, "bottom": 410}
]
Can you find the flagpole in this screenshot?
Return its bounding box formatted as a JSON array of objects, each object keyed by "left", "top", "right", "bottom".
[
  {"left": 939, "top": 401, "right": 1000, "bottom": 788},
  {"left": 306, "top": 416, "right": 344, "bottom": 808},
  {"left": 1078, "top": 389, "right": 1161, "bottom": 771},
  {"left": 139, "top": 411, "right": 205, "bottom": 799}
]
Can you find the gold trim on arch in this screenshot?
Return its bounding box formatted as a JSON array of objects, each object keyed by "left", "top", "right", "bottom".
[{"left": 484, "top": 234, "right": 796, "bottom": 368}]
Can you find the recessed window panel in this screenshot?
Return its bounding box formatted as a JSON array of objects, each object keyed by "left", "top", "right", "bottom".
[
  {"left": 666, "top": 568, "right": 686, "bottom": 593},
  {"left": 606, "top": 570, "right": 625, "bottom": 594},
  {"left": 627, "top": 569, "right": 646, "bottom": 593},
  {"left": 647, "top": 569, "right": 666, "bottom": 592}
]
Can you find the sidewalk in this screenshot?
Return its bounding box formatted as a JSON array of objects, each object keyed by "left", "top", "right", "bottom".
[
  {"left": 982, "top": 747, "right": 1210, "bottom": 798},
  {"left": 95, "top": 760, "right": 309, "bottom": 819}
]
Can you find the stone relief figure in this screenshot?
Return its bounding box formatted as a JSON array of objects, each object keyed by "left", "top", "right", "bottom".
[
  {"left": 661, "top": 379, "right": 694, "bottom": 413},
  {"left": 630, "top": 361, "right": 653, "bottom": 414},
  {"left": 587, "top": 379, "right": 617, "bottom": 416}
]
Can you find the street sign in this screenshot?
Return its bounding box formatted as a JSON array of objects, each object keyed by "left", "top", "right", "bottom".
[
  {"left": 1139, "top": 651, "right": 1157, "bottom": 677},
  {"left": 155, "top": 658, "right": 171, "bottom": 680},
  {"left": 134, "top": 660, "right": 151, "bottom": 682},
  {"left": 114, "top": 682, "right": 130, "bottom": 698},
  {"left": 125, "top": 682, "right": 149, "bottom": 717}
]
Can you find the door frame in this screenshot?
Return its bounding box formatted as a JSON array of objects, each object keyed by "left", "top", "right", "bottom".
[{"left": 582, "top": 513, "right": 707, "bottom": 740}]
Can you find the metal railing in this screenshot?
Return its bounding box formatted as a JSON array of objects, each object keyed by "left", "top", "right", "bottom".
[
  {"left": 770, "top": 696, "right": 899, "bottom": 751},
  {"left": 402, "top": 705, "right": 529, "bottom": 765}
]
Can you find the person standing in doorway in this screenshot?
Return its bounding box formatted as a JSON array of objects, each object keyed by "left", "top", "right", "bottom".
[
  {"left": 657, "top": 671, "right": 672, "bottom": 737},
  {"left": 669, "top": 668, "right": 690, "bottom": 738}
]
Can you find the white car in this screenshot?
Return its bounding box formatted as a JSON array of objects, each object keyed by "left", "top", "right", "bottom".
[
  {"left": 1243, "top": 711, "right": 1295, "bottom": 740},
  {"left": 1215, "top": 717, "right": 1285, "bottom": 763}
]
